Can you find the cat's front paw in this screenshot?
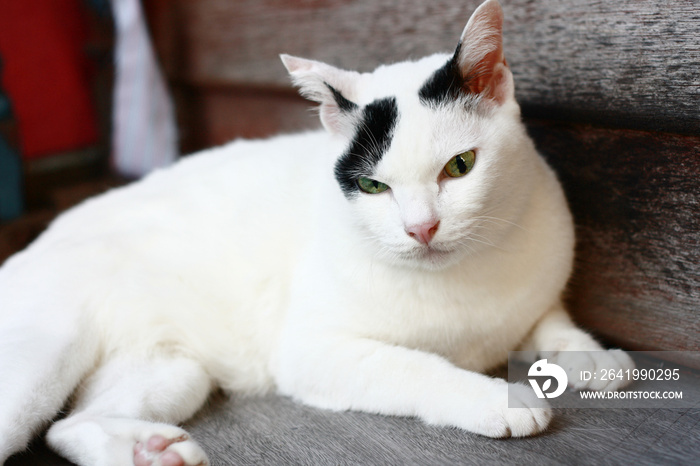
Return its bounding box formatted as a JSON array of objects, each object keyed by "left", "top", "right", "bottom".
[
  {"left": 548, "top": 349, "right": 635, "bottom": 391},
  {"left": 470, "top": 382, "right": 552, "bottom": 438}
]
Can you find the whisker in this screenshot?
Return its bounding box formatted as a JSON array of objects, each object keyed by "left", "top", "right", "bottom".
[
  {"left": 473, "top": 215, "right": 528, "bottom": 232},
  {"left": 461, "top": 234, "right": 511, "bottom": 253},
  {"left": 453, "top": 239, "right": 478, "bottom": 257}
]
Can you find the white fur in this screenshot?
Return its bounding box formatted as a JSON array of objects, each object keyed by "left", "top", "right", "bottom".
[{"left": 0, "top": 1, "right": 633, "bottom": 464}]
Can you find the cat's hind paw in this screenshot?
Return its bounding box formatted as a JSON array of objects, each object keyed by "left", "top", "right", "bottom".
[
  {"left": 47, "top": 416, "right": 209, "bottom": 466},
  {"left": 549, "top": 349, "right": 635, "bottom": 392},
  {"left": 133, "top": 433, "right": 208, "bottom": 466}
]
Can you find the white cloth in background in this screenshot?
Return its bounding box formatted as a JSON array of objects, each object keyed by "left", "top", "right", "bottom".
[{"left": 110, "top": 0, "right": 177, "bottom": 178}]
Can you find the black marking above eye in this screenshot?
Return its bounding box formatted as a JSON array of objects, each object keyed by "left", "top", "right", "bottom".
[{"left": 334, "top": 97, "right": 399, "bottom": 198}]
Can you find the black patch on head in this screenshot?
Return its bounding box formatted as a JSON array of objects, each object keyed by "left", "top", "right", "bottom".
[
  {"left": 334, "top": 97, "right": 399, "bottom": 197},
  {"left": 418, "top": 44, "right": 464, "bottom": 107},
  {"left": 325, "top": 83, "right": 358, "bottom": 113}
]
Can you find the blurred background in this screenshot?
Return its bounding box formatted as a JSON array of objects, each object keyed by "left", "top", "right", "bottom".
[
  {"left": 0, "top": 0, "right": 113, "bottom": 243},
  {"left": 0, "top": 0, "right": 698, "bottom": 368},
  {"left": 0, "top": 0, "right": 326, "bottom": 264}
]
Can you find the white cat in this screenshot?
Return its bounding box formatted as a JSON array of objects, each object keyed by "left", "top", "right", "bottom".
[{"left": 0, "top": 1, "right": 633, "bottom": 465}]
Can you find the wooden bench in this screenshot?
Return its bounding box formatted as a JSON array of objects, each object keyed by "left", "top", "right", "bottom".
[{"left": 6, "top": 0, "right": 699, "bottom": 464}]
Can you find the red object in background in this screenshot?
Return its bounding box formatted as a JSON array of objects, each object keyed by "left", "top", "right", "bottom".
[{"left": 0, "top": 0, "right": 99, "bottom": 159}]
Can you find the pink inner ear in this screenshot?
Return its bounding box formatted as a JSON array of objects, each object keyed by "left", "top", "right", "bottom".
[
  {"left": 475, "top": 62, "right": 510, "bottom": 105},
  {"left": 459, "top": 0, "right": 509, "bottom": 102},
  {"left": 463, "top": 37, "right": 506, "bottom": 99},
  {"left": 466, "top": 53, "right": 506, "bottom": 98}
]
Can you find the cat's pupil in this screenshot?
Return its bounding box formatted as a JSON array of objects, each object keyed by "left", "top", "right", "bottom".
[
  {"left": 372, "top": 180, "right": 379, "bottom": 189},
  {"left": 456, "top": 155, "right": 467, "bottom": 174}
]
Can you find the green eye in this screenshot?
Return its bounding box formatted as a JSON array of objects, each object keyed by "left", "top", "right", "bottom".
[
  {"left": 444, "top": 150, "right": 476, "bottom": 178},
  {"left": 357, "top": 177, "right": 389, "bottom": 194}
]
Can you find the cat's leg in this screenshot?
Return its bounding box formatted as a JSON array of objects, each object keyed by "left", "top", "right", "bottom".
[
  {"left": 46, "top": 354, "right": 212, "bottom": 466},
  {"left": 274, "top": 333, "right": 551, "bottom": 438},
  {"left": 519, "top": 302, "right": 635, "bottom": 391},
  {"left": 0, "top": 306, "right": 97, "bottom": 463}
]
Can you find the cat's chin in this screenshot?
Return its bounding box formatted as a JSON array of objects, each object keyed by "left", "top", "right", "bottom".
[{"left": 390, "top": 244, "right": 465, "bottom": 271}]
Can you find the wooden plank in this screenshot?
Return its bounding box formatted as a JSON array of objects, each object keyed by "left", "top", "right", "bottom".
[
  {"left": 172, "top": 85, "right": 318, "bottom": 152},
  {"left": 0, "top": 210, "right": 55, "bottom": 266},
  {"left": 22, "top": 147, "right": 108, "bottom": 210},
  {"left": 526, "top": 120, "right": 700, "bottom": 366},
  {"left": 149, "top": 0, "right": 700, "bottom": 135}
]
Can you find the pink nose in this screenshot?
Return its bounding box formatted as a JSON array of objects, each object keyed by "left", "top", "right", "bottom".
[{"left": 405, "top": 221, "right": 440, "bottom": 245}]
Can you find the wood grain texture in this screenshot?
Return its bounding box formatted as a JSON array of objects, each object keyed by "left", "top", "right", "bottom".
[
  {"left": 0, "top": 210, "right": 55, "bottom": 266},
  {"left": 526, "top": 120, "right": 700, "bottom": 365},
  {"left": 151, "top": 0, "right": 700, "bottom": 134},
  {"left": 172, "top": 85, "right": 318, "bottom": 152}
]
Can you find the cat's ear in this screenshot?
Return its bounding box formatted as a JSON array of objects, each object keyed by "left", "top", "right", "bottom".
[
  {"left": 456, "top": 0, "right": 513, "bottom": 104},
  {"left": 281, "top": 54, "right": 361, "bottom": 137}
]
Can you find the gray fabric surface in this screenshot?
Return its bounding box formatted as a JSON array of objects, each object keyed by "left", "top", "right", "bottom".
[
  {"left": 186, "top": 392, "right": 698, "bottom": 466},
  {"left": 8, "top": 368, "right": 698, "bottom": 465}
]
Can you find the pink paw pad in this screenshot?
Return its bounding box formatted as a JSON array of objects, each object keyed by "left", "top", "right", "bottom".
[{"left": 133, "top": 434, "right": 188, "bottom": 466}]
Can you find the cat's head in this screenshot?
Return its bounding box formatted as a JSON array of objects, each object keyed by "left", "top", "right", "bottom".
[{"left": 283, "top": 0, "right": 537, "bottom": 270}]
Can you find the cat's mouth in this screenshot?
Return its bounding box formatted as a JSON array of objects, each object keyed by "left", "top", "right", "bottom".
[
  {"left": 421, "top": 245, "right": 455, "bottom": 260},
  {"left": 395, "top": 243, "right": 459, "bottom": 268}
]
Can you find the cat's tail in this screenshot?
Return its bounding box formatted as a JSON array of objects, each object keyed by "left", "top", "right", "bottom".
[{"left": 0, "top": 253, "right": 99, "bottom": 463}]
